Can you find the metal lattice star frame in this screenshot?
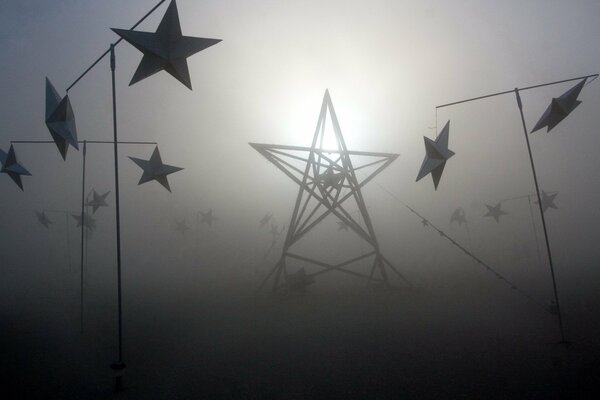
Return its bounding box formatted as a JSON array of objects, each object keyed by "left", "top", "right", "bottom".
[{"left": 251, "top": 90, "right": 410, "bottom": 292}]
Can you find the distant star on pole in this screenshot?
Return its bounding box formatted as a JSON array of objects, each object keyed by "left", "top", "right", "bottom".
[
  {"left": 416, "top": 120, "right": 455, "bottom": 190},
  {"left": 129, "top": 146, "right": 183, "bottom": 192},
  {"left": 111, "top": 0, "right": 221, "bottom": 90},
  {"left": 0, "top": 145, "right": 31, "bottom": 191},
  {"left": 199, "top": 209, "right": 217, "bottom": 226},
  {"left": 72, "top": 213, "right": 96, "bottom": 231},
  {"left": 535, "top": 190, "right": 558, "bottom": 213},
  {"left": 450, "top": 207, "right": 467, "bottom": 226},
  {"left": 85, "top": 189, "right": 111, "bottom": 213},
  {"left": 45, "top": 78, "right": 79, "bottom": 160},
  {"left": 35, "top": 211, "right": 52, "bottom": 228},
  {"left": 484, "top": 202, "right": 508, "bottom": 223},
  {"left": 531, "top": 79, "right": 586, "bottom": 133},
  {"left": 259, "top": 213, "right": 272, "bottom": 228},
  {"left": 175, "top": 219, "right": 189, "bottom": 235}
]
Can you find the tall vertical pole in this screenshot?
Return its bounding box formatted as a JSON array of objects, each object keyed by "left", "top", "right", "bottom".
[
  {"left": 109, "top": 44, "right": 126, "bottom": 390},
  {"left": 514, "top": 88, "right": 567, "bottom": 344},
  {"left": 80, "top": 140, "right": 87, "bottom": 333},
  {"left": 527, "top": 195, "right": 544, "bottom": 270}
]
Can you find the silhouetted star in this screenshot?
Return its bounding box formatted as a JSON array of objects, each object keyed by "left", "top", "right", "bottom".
[
  {"left": 450, "top": 208, "right": 467, "bottom": 226},
  {"left": 421, "top": 219, "right": 429, "bottom": 227},
  {"left": 129, "top": 146, "right": 183, "bottom": 192},
  {"left": 45, "top": 78, "right": 79, "bottom": 160},
  {"left": 535, "top": 191, "right": 558, "bottom": 213},
  {"left": 199, "top": 209, "right": 217, "bottom": 226},
  {"left": 531, "top": 79, "right": 586, "bottom": 133},
  {"left": 259, "top": 213, "right": 272, "bottom": 228},
  {"left": 72, "top": 213, "right": 96, "bottom": 231},
  {"left": 416, "top": 121, "right": 455, "bottom": 190},
  {"left": 35, "top": 211, "right": 52, "bottom": 228},
  {"left": 175, "top": 219, "right": 189, "bottom": 235},
  {"left": 85, "top": 189, "right": 110, "bottom": 213},
  {"left": 484, "top": 202, "right": 507, "bottom": 223},
  {"left": 111, "top": 0, "right": 221, "bottom": 90},
  {"left": 0, "top": 145, "right": 31, "bottom": 191},
  {"left": 337, "top": 221, "right": 349, "bottom": 231}
]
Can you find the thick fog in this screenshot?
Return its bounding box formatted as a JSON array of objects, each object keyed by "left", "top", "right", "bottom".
[{"left": 1, "top": 0, "right": 600, "bottom": 398}]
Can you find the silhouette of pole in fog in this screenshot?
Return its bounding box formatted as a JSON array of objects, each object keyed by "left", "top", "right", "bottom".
[
  {"left": 435, "top": 73, "right": 599, "bottom": 344},
  {"left": 251, "top": 90, "right": 411, "bottom": 293}
]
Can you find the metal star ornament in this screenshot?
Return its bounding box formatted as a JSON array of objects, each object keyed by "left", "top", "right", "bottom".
[
  {"left": 72, "top": 213, "right": 96, "bottom": 231},
  {"left": 536, "top": 190, "right": 558, "bottom": 213},
  {"left": 86, "top": 189, "right": 110, "bottom": 213},
  {"left": 111, "top": 0, "right": 221, "bottom": 90},
  {"left": 259, "top": 213, "right": 273, "bottom": 228},
  {"left": 416, "top": 121, "right": 455, "bottom": 190},
  {"left": 450, "top": 208, "right": 467, "bottom": 226},
  {"left": 199, "top": 209, "right": 217, "bottom": 226},
  {"left": 531, "top": 79, "right": 586, "bottom": 133},
  {"left": 484, "top": 202, "right": 508, "bottom": 223},
  {"left": 129, "top": 146, "right": 183, "bottom": 192},
  {"left": 45, "top": 78, "right": 79, "bottom": 160},
  {"left": 35, "top": 211, "right": 52, "bottom": 228},
  {"left": 175, "top": 219, "right": 189, "bottom": 235},
  {"left": 0, "top": 145, "right": 31, "bottom": 191}
]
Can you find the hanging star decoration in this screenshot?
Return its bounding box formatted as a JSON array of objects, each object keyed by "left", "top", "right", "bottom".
[
  {"left": 129, "top": 146, "right": 183, "bottom": 192},
  {"left": 337, "top": 220, "right": 350, "bottom": 231},
  {"left": 421, "top": 219, "right": 429, "bottom": 227},
  {"left": 45, "top": 78, "right": 79, "bottom": 160},
  {"left": 531, "top": 79, "right": 586, "bottom": 133},
  {"left": 85, "top": 189, "right": 110, "bottom": 213},
  {"left": 484, "top": 202, "right": 508, "bottom": 223},
  {"left": 111, "top": 0, "right": 221, "bottom": 90},
  {"left": 450, "top": 207, "right": 467, "bottom": 226},
  {"left": 416, "top": 121, "right": 455, "bottom": 190},
  {"left": 259, "top": 213, "right": 273, "bottom": 228},
  {"left": 35, "top": 211, "right": 52, "bottom": 228},
  {"left": 0, "top": 145, "right": 31, "bottom": 191},
  {"left": 175, "top": 219, "right": 189, "bottom": 235},
  {"left": 72, "top": 213, "right": 96, "bottom": 231},
  {"left": 535, "top": 190, "right": 558, "bottom": 213},
  {"left": 199, "top": 209, "right": 217, "bottom": 226},
  {"left": 270, "top": 224, "right": 286, "bottom": 241}
]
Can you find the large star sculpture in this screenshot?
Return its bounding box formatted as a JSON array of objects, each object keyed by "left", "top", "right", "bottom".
[
  {"left": 535, "top": 190, "right": 558, "bottom": 213},
  {"left": 129, "top": 146, "right": 183, "bottom": 192},
  {"left": 35, "top": 211, "right": 52, "bottom": 228},
  {"left": 175, "top": 219, "right": 189, "bottom": 235},
  {"left": 250, "top": 90, "right": 409, "bottom": 291},
  {"left": 199, "top": 209, "right": 218, "bottom": 226},
  {"left": 450, "top": 207, "right": 467, "bottom": 226},
  {"left": 531, "top": 79, "right": 586, "bottom": 133},
  {"left": 0, "top": 145, "right": 31, "bottom": 191},
  {"left": 45, "top": 78, "right": 79, "bottom": 160},
  {"left": 416, "top": 121, "right": 455, "bottom": 190},
  {"left": 484, "top": 202, "right": 508, "bottom": 223},
  {"left": 111, "top": 0, "right": 221, "bottom": 90},
  {"left": 85, "top": 189, "right": 111, "bottom": 213},
  {"left": 72, "top": 213, "right": 96, "bottom": 231}
]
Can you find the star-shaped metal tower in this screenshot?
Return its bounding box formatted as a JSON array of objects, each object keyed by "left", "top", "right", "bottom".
[
  {"left": 250, "top": 90, "right": 410, "bottom": 292},
  {"left": 111, "top": 0, "right": 221, "bottom": 90}
]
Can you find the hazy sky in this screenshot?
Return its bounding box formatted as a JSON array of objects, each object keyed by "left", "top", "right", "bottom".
[{"left": 1, "top": 0, "right": 599, "bottom": 303}]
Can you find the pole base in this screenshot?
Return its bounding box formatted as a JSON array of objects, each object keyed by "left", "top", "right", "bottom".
[{"left": 110, "top": 362, "right": 126, "bottom": 392}]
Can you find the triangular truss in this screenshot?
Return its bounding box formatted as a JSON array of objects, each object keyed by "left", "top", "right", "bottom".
[{"left": 251, "top": 90, "right": 410, "bottom": 292}]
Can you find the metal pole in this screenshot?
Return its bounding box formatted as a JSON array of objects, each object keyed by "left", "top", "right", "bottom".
[
  {"left": 527, "top": 195, "right": 544, "bottom": 270},
  {"left": 80, "top": 140, "right": 87, "bottom": 333},
  {"left": 514, "top": 88, "right": 567, "bottom": 344},
  {"left": 109, "top": 44, "right": 126, "bottom": 390}
]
